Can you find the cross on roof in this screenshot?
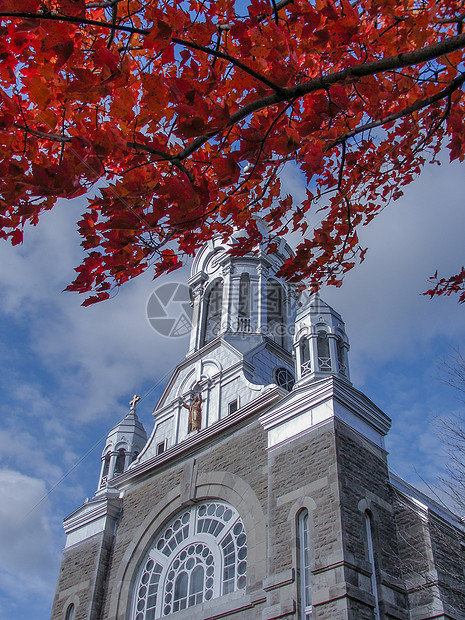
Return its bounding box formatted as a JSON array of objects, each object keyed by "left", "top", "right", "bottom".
[{"left": 129, "top": 394, "right": 141, "bottom": 411}]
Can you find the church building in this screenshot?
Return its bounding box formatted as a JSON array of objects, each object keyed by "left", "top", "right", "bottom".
[{"left": 51, "top": 233, "right": 465, "bottom": 620}]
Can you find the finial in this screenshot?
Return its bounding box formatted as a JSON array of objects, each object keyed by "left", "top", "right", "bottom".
[{"left": 129, "top": 394, "right": 141, "bottom": 411}]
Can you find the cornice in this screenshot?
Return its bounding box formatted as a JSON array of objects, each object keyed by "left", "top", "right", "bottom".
[
  {"left": 63, "top": 494, "right": 121, "bottom": 534},
  {"left": 259, "top": 376, "right": 391, "bottom": 437}
]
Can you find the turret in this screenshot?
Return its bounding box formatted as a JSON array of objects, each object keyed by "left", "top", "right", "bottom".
[
  {"left": 97, "top": 395, "right": 147, "bottom": 492},
  {"left": 293, "top": 291, "right": 350, "bottom": 386}
]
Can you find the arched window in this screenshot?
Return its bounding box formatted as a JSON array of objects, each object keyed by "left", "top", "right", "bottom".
[
  {"left": 300, "top": 338, "right": 311, "bottom": 377},
  {"left": 204, "top": 280, "right": 223, "bottom": 345},
  {"left": 298, "top": 510, "right": 312, "bottom": 620},
  {"left": 173, "top": 571, "right": 188, "bottom": 611},
  {"left": 131, "top": 501, "right": 247, "bottom": 619},
  {"left": 114, "top": 448, "right": 126, "bottom": 475},
  {"left": 100, "top": 453, "right": 111, "bottom": 488},
  {"left": 365, "top": 511, "right": 380, "bottom": 620},
  {"left": 336, "top": 336, "right": 346, "bottom": 376},
  {"left": 267, "top": 279, "right": 285, "bottom": 347},
  {"left": 317, "top": 330, "right": 331, "bottom": 371},
  {"left": 238, "top": 273, "right": 251, "bottom": 332},
  {"left": 65, "top": 603, "right": 75, "bottom": 620},
  {"left": 102, "top": 453, "right": 110, "bottom": 478}
]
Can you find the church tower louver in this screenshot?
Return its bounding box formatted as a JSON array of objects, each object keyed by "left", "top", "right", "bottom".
[{"left": 52, "top": 234, "right": 465, "bottom": 620}]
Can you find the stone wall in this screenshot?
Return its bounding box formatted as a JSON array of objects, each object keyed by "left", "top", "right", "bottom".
[
  {"left": 335, "top": 420, "right": 408, "bottom": 619},
  {"left": 51, "top": 530, "right": 113, "bottom": 620}
]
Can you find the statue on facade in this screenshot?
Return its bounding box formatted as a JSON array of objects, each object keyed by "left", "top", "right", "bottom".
[{"left": 182, "top": 393, "right": 203, "bottom": 432}]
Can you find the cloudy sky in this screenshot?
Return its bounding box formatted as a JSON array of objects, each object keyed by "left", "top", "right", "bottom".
[{"left": 0, "top": 154, "right": 464, "bottom": 620}]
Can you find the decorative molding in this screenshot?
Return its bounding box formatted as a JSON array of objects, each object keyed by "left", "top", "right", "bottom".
[
  {"left": 63, "top": 494, "right": 121, "bottom": 548},
  {"left": 260, "top": 376, "right": 391, "bottom": 450},
  {"left": 113, "top": 386, "right": 283, "bottom": 489}
]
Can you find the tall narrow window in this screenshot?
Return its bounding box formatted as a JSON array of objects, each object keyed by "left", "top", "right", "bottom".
[
  {"left": 189, "top": 565, "right": 204, "bottom": 606},
  {"left": 317, "top": 330, "right": 331, "bottom": 371},
  {"left": 299, "top": 510, "right": 312, "bottom": 620},
  {"left": 173, "top": 572, "right": 188, "bottom": 612},
  {"left": 114, "top": 448, "right": 126, "bottom": 475},
  {"left": 238, "top": 273, "right": 251, "bottom": 332},
  {"left": 204, "top": 280, "right": 223, "bottom": 345},
  {"left": 65, "top": 603, "right": 75, "bottom": 620},
  {"left": 365, "top": 512, "right": 380, "bottom": 620},
  {"left": 102, "top": 453, "right": 110, "bottom": 476},
  {"left": 336, "top": 337, "right": 346, "bottom": 376},
  {"left": 267, "top": 279, "right": 285, "bottom": 347},
  {"left": 100, "top": 452, "right": 111, "bottom": 488},
  {"left": 300, "top": 338, "right": 311, "bottom": 377}
]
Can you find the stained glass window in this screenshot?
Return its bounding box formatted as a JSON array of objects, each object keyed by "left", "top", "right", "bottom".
[{"left": 131, "top": 501, "right": 247, "bottom": 619}]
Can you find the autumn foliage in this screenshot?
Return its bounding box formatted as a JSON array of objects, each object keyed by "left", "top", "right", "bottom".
[{"left": 1, "top": 0, "right": 465, "bottom": 303}]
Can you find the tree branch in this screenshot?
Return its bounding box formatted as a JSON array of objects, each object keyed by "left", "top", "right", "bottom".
[
  {"left": 172, "top": 36, "right": 285, "bottom": 94},
  {"left": 173, "top": 32, "right": 465, "bottom": 161},
  {"left": 14, "top": 123, "right": 72, "bottom": 143},
  {"left": 0, "top": 11, "right": 149, "bottom": 34},
  {"left": 325, "top": 71, "right": 465, "bottom": 151},
  {"left": 127, "top": 141, "right": 194, "bottom": 182}
]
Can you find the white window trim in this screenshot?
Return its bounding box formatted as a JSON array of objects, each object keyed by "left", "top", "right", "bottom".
[
  {"left": 131, "top": 501, "right": 247, "bottom": 620},
  {"left": 299, "top": 510, "right": 312, "bottom": 620},
  {"left": 365, "top": 511, "right": 380, "bottom": 620}
]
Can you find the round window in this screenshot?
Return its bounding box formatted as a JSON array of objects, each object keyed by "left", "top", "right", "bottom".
[{"left": 275, "top": 367, "right": 295, "bottom": 391}]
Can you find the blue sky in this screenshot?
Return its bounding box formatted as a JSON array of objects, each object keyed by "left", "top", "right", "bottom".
[{"left": 0, "top": 155, "right": 465, "bottom": 620}]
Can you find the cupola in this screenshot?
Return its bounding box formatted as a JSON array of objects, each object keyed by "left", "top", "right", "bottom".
[
  {"left": 97, "top": 395, "right": 147, "bottom": 492},
  {"left": 293, "top": 291, "right": 350, "bottom": 386},
  {"left": 187, "top": 227, "right": 296, "bottom": 355}
]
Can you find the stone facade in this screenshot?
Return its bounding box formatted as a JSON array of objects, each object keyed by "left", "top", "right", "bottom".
[{"left": 51, "top": 238, "right": 465, "bottom": 620}]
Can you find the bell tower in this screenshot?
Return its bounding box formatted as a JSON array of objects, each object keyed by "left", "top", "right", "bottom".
[
  {"left": 133, "top": 230, "right": 299, "bottom": 463},
  {"left": 96, "top": 395, "right": 147, "bottom": 493},
  {"left": 293, "top": 290, "right": 350, "bottom": 386}
]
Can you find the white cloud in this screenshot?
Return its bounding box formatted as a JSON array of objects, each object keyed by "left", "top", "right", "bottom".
[
  {"left": 0, "top": 469, "right": 60, "bottom": 616},
  {"left": 322, "top": 157, "right": 465, "bottom": 384}
]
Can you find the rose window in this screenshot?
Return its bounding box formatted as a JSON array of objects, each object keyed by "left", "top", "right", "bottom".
[
  {"left": 275, "top": 367, "right": 295, "bottom": 391},
  {"left": 131, "top": 501, "right": 247, "bottom": 619}
]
